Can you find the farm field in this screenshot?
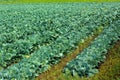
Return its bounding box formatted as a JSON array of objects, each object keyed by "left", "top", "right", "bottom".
[{"left": 0, "top": 2, "right": 120, "bottom": 80}]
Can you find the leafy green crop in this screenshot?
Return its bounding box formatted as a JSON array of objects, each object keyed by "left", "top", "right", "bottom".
[
  {"left": 0, "top": 2, "right": 120, "bottom": 80},
  {"left": 63, "top": 20, "right": 120, "bottom": 77}
]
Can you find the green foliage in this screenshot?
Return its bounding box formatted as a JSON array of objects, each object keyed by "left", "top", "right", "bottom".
[
  {"left": 0, "top": 3, "right": 120, "bottom": 80},
  {"left": 63, "top": 20, "right": 120, "bottom": 77}
]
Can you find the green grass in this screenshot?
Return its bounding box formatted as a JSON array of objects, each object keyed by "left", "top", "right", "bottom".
[{"left": 0, "top": 0, "right": 120, "bottom": 4}]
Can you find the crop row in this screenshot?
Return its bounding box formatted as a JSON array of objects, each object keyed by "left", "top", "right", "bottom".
[
  {"left": 0, "top": 3, "right": 90, "bottom": 68},
  {"left": 0, "top": 2, "right": 114, "bottom": 68},
  {"left": 0, "top": 3, "right": 120, "bottom": 80},
  {"left": 63, "top": 19, "right": 120, "bottom": 77}
]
